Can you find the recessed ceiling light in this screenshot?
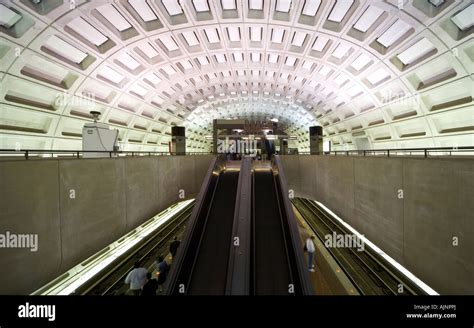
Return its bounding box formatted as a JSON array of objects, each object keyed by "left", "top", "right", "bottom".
[
  {"left": 351, "top": 53, "right": 372, "bottom": 71},
  {"left": 233, "top": 52, "right": 244, "bottom": 62},
  {"left": 144, "top": 73, "right": 162, "bottom": 86},
  {"left": 366, "top": 68, "right": 390, "bottom": 85},
  {"left": 271, "top": 28, "right": 285, "bottom": 43},
  {"left": 328, "top": 0, "right": 354, "bottom": 23},
  {"left": 197, "top": 56, "right": 209, "bottom": 65},
  {"left": 159, "top": 35, "right": 179, "bottom": 51},
  {"left": 97, "top": 4, "right": 131, "bottom": 32},
  {"left": 180, "top": 60, "right": 193, "bottom": 70},
  {"left": 268, "top": 53, "right": 279, "bottom": 63},
  {"left": 285, "top": 56, "right": 297, "bottom": 66},
  {"left": 249, "top": 0, "right": 263, "bottom": 10},
  {"left": 353, "top": 6, "right": 384, "bottom": 33},
  {"left": 221, "top": 0, "right": 237, "bottom": 10},
  {"left": 319, "top": 66, "right": 331, "bottom": 76},
  {"left": 116, "top": 53, "right": 141, "bottom": 70},
  {"left": 99, "top": 66, "right": 125, "bottom": 84},
  {"left": 251, "top": 52, "right": 261, "bottom": 62},
  {"left": 332, "top": 43, "right": 351, "bottom": 59},
  {"left": 182, "top": 31, "right": 200, "bottom": 46},
  {"left": 204, "top": 28, "right": 220, "bottom": 43},
  {"left": 250, "top": 26, "right": 262, "bottom": 41},
  {"left": 130, "top": 84, "right": 148, "bottom": 97},
  {"left": 162, "top": 65, "right": 177, "bottom": 75},
  {"left": 138, "top": 42, "right": 160, "bottom": 59},
  {"left": 292, "top": 31, "right": 307, "bottom": 47},
  {"left": 215, "top": 53, "right": 227, "bottom": 63}
]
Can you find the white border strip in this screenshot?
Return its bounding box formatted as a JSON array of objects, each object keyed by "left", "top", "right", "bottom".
[
  {"left": 314, "top": 200, "right": 439, "bottom": 296},
  {"left": 33, "top": 199, "right": 194, "bottom": 295}
]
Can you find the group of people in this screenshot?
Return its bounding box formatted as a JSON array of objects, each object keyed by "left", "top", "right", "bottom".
[{"left": 124, "top": 236, "right": 181, "bottom": 296}]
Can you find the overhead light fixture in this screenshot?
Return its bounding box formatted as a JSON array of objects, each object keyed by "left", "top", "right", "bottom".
[
  {"left": 67, "top": 17, "right": 108, "bottom": 46},
  {"left": 350, "top": 54, "right": 371, "bottom": 71},
  {"left": 116, "top": 53, "right": 141, "bottom": 70},
  {"left": 204, "top": 28, "right": 220, "bottom": 43},
  {"left": 366, "top": 68, "right": 390, "bottom": 85},
  {"left": 333, "top": 74, "right": 348, "bottom": 86},
  {"left": 182, "top": 31, "right": 199, "bottom": 46},
  {"left": 397, "top": 38, "right": 436, "bottom": 65},
  {"left": 377, "top": 19, "right": 411, "bottom": 47},
  {"left": 159, "top": 34, "right": 179, "bottom": 51},
  {"left": 130, "top": 84, "right": 149, "bottom": 97},
  {"left": 0, "top": 4, "right": 22, "bottom": 28},
  {"left": 162, "top": 65, "right": 177, "bottom": 75},
  {"left": 328, "top": 0, "right": 354, "bottom": 23},
  {"left": 271, "top": 28, "right": 285, "bottom": 43},
  {"left": 233, "top": 52, "right": 243, "bottom": 62},
  {"left": 276, "top": 0, "right": 292, "bottom": 13},
  {"left": 197, "top": 56, "right": 209, "bottom": 65},
  {"left": 319, "top": 66, "right": 331, "bottom": 76},
  {"left": 347, "top": 85, "right": 363, "bottom": 97},
  {"left": 97, "top": 4, "right": 132, "bottom": 32},
  {"left": 144, "top": 73, "right": 162, "bottom": 86},
  {"left": 353, "top": 6, "right": 384, "bottom": 33},
  {"left": 250, "top": 26, "right": 262, "bottom": 41},
  {"left": 161, "top": 0, "right": 183, "bottom": 16},
  {"left": 451, "top": 4, "right": 474, "bottom": 31},
  {"left": 302, "top": 0, "right": 321, "bottom": 16},
  {"left": 302, "top": 61, "right": 314, "bottom": 70},
  {"left": 43, "top": 35, "right": 88, "bottom": 64},
  {"left": 292, "top": 31, "right": 307, "bottom": 47},
  {"left": 249, "top": 0, "right": 263, "bottom": 10},
  {"left": 180, "top": 60, "right": 193, "bottom": 70},
  {"left": 312, "top": 35, "right": 329, "bottom": 51},
  {"left": 192, "top": 0, "right": 210, "bottom": 12},
  {"left": 221, "top": 0, "right": 237, "bottom": 10},
  {"left": 227, "top": 26, "right": 240, "bottom": 41}
]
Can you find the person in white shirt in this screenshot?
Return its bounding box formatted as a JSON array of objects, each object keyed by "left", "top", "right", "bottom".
[
  {"left": 124, "top": 261, "right": 148, "bottom": 295},
  {"left": 305, "top": 236, "right": 316, "bottom": 272}
]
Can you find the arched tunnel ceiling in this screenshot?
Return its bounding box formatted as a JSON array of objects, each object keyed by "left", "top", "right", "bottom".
[{"left": 0, "top": 0, "right": 473, "bottom": 152}]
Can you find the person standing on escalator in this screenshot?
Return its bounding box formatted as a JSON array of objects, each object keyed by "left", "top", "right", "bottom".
[
  {"left": 169, "top": 236, "right": 181, "bottom": 258},
  {"left": 305, "top": 236, "right": 316, "bottom": 272}
]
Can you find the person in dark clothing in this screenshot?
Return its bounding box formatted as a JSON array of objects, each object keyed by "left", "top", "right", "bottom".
[
  {"left": 169, "top": 237, "right": 181, "bottom": 258},
  {"left": 155, "top": 256, "right": 168, "bottom": 293},
  {"left": 141, "top": 272, "right": 158, "bottom": 296}
]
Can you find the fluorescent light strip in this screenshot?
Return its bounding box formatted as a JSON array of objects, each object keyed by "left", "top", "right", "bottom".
[
  {"left": 328, "top": 0, "right": 354, "bottom": 23},
  {"left": 271, "top": 28, "right": 285, "bottom": 43},
  {"left": 351, "top": 53, "right": 372, "bottom": 71},
  {"left": 353, "top": 5, "right": 384, "bottom": 33},
  {"left": 221, "top": 0, "right": 237, "bottom": 10},
  {"left": 162, "top": 0, "right": 183, "bottom": 16},
  {"left": 33, "top": 200, "right": 194, "bottom": 295},
  {"left": 366, "top": 68, "right": 390, "bottom": 84},
  {"left": 204, "top": 28, "right": 220, "bottom": 43},
  {"left": 250, "top": 26, "right": 262, "bottom": 42},
  {"left": 377, "top": 19, "right": 411, "bottom": 47},
  {"left": 67, "top": 17, "right": 108, "bottom": 46},
  {"left": 182, "top": 31, "right": 200, "bottom": 46},
  {"left": 0, "top": 4, "right": 22, "bottom": 28},
  {"left": 312, "top": 35, "right": 329, "bottom": 51},
  {"left": 128, "top": 0, "right": 157, "bottom": 22},
  {"left": 97, "top": 4, "right": 131, "bottom": 32},
  {"left": 292, "top": 31, "right": 307, "bottom": 47},
  {"left": 315, "top": 201, "right": 438, "bottom": 295},
  {"left": 117, "top": 53, "right": 141, "bottom": 70},
  {"left": 249, "top": 0, "right": 263, "bottom": 10},
  {"left": 193, "top": 0, "right": 210, "bottom": 12},
  {"left": 99, "top": 66, "right": 125, "bottom": 84},
  {"left": 43, "top": 35, "right": 88, "bottom": 64},
  {"left": 276, "top": 0, "right": 292, "bottom": 12},
  {"left": 302, "top": 0, "right": 321, "bottom": 16},
  {"left": 451, "top": 4, "right": 474, "bottom": 32},
  {"left": 397, "top": 38, "right": 436, "bottom": 65},
  {"left": 227, "top": 26, "right": 240, "bottom": 42}
]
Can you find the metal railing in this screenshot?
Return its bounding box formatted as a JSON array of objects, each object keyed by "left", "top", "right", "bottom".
[
  {"left": 293, "top": 146, "right": 474, "bottom": 158},
  {"left": 0, "top": 149, "right": 212, "bottom": 160}
]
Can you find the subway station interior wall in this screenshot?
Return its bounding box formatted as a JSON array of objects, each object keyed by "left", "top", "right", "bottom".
[
  {"left": 0, "top": 155, "right": 214, "bottom": 294},
  {"left": 280, "top": 155, "right": 474, "bottom": 295}
]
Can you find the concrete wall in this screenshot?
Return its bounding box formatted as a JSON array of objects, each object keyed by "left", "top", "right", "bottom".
[
  {"left": 0, "top": 155, "right": 214, "bottom": 294},
  {"left": 280, "top": 155, "right": 474, "bottom": 295}
]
